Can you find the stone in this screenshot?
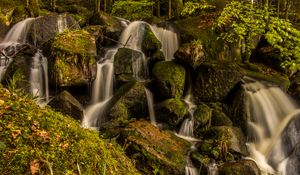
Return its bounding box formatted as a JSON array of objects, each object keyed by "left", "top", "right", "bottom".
[
  {"left": 218, "top": 160, "right": 261, "bottom": 175},
  {"left": 141, "top": 25, "right": 161, "bottom": 57}
]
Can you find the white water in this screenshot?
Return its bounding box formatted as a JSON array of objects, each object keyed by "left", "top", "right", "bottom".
[
  {"left": 145, "top": 88, "right": 156, "bottom": 125},
  {"left": 57, "top": 15, "right": 68, "bottom": 33},
  {"left": 150, "top": 25, "right": 179, "bottom": 61},
  {"left": 30, "top": 50, "right": 49, "bottom": 105},
  {"left": 179, "top": 94, "right": 197, "bottom": 138},
  {"left": 243, "top": 79, "right": 300, "bottom": 174},
  {"left": 185, "top": 166, "right": 199, "bottom": 175},
  {"left": 207, "top": 161, "right": 219, "bottom": 175}
]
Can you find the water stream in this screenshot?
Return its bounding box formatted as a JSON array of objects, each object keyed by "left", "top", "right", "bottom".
[
  {"left": 57, "top": 15, "right": 68, "bottom": 33},
  {"left": 145, "top": 88, "right": 156, "bottom": 125},
  {"left": 243, "top": 77, "right": 300, "bottom": 175}
]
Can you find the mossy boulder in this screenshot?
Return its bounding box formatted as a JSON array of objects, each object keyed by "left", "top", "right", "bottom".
[
  {"left": 285, "top": 143, "right": 300, "bottom": 175},
  {"left": 0, "top": 87, "right": 140, "bottom": 175},
  {"left": 152, "top": 61, "right": 186, "bottom": 99},
  {"left": 200, "top": 126, "right": 249, "bottom": 159},
  {"left": 218, "top": 160, "right": 261, "bottom": 175},
  {"left": 114, "top": 48, "right": 147, "bottom": 86},
  {"left": 46, "top": 29, "right": 96, "bottom": 87},
  {"left": 174, "top": 42, "right": 206, "bottom": 68},
  {"left": 148, "top": 50, "right": 165, "bottom": 73},
  {"left": 210, "top": 103, "right": 233, "bottom": 127},
  {"left": 194, "top": 61, "right": 243, "bottom": 102},
  {"left": 118, "top": 120, "right": 191, "bottom": 174},
  {"left": 48, "top": 91, "right": 84, "bottom": 121},
  {"left": 193, "top": 103, "right": 212, "bottom": 136},
  {"left": 28, "top": 13, "right": 80, "bottom": 46},
  {"left": 155, "top": 98, "right": 188, "bottom": 128},
  {"left": 141, "top": 25, "right": 161, "bottom": 57}
]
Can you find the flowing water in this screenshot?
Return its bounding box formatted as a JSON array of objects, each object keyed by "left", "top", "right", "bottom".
[
  {"left": 57, "top": 15, "right": 68, "bottom": 33},
  {"left": 179, "top": 94, "right": 197, "bottom": 138},
  {"left": 243, "top": 78, "right": 300, "bottom": 174},
  {"left": 145, "top": 88, "right": 156, "bottom": 125},
  {"left": 30, "top": 50, "right": 49, "bottom": 105},
  {"left": 150, "top": 25, "right": 179, "bottom": 61}
]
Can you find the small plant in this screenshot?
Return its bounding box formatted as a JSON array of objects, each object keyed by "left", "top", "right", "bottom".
[{"left": 181, "top": 1, "right": 216, "bottom": 17}]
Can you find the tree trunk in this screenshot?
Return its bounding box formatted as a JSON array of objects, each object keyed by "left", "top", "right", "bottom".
[
  {"left": 168, "top": 0, "right": 172, "bottom": 19},
  {"left": 157, "top": 0, "right": 160, "bottom": 17},
  {"left": 51, "top": 0, "right": 56, "bottom": 12}
]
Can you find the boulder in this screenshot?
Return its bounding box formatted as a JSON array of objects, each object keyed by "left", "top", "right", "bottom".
[
  {"left": 174, "top": 42, "right": 206, "bottom": 68},
  {"left": 194, "top": 61, "right": 242, "bottom": 102},
  {"left": 218, "top": 160, "right": 261, "bottom": 175},
  {"left": 118, "top": 120, "right": 191, "bottom": 174},
  {"left": 141, "top": 25, "right": 161, "bottom": 57},
  {"left": 48, "top": 91, "right": 84, "bottom": 121},
  {"left": 28, "top": 13, "right": 80, "bottom": 46},
  {"left": 155, "top": 98, "right": 188, "bottom": 128},
  {"left": 193, "top": 103, "right": 212, "bottom": 134},
  {"left": 113, "top": 48, "right": 147, "bottom": 85},
  {"left": 152, "top": 61, "right": 186, "bottom": 99},
  {"left": 45, "top": 29, "right": 96, "bottom": 87},
  {"left": 285, "top": 143, "right": 300, "bottom": 175},
  {"left": 289, "top": 72, "right": 300, "bottom": 103},
  {"left": 147, "top": 51, "right": 165, "bottom": 73}
]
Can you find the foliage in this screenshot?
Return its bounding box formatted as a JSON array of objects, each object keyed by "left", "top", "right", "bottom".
[
  {"left": 216, "top": 0, "right": 300, "bottom": 70},
  {"left": 111, "top": 0, "right": 154, "bottom": 21},
  {"left": 181, "top": 1, "right": 216, "bottom": 17},
  {"left": 0, "top": 87, "right": 140, "bottom": 175}
]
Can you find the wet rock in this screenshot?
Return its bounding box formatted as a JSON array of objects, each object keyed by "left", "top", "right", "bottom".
[
  {"left": 194, "top": 61, "right": 243, "bottom": 103},
  {"left": 28, "top": 13, "right": 80, "bottom": 46},
  {"left": 194, "top": 103, "right": 212, "bottom": 133},
  {"left": 45, "top": 29, "right": 96, "bottom": 87},
  {"left": 174, "top": 42, "right": 206, "bottom": 68},
  {"left": 141, "top": 25, "right": 161, "bottom": 57},
  {"left": 147, "top": 50, "right": 165, "bottom": 74},
  {"left": 286, "top": 143, "right": 300, "bottom": 175},
  {"left": 152, "top": 61, "right": 186, "bottom": 99},
  {"left": 218, "top": 159, "right": 261, "bottom": 175},
  {"left": 48, "top": 91, "right": 84, "bottom": 121},
  {"left": 118, "top": 120, "right": 191, "bottom": 174}
]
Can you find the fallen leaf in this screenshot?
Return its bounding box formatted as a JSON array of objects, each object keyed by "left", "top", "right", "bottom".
[
  {"left": 11, "top": 130, "right": 21, "bottom": 139},
  {"left": 0, "top": 99, "right": 4, "bottom": 105},
  {"left": 30, "top": 159, "right": 39, "bottom": 175}
]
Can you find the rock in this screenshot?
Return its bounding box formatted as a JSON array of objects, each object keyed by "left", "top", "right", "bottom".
[
  {"left": 118, "top": 120, "right": 191, "bottom": 174},
  {"left": 141, "top": 25, "right": 161, "bottom": 57},
  {"left": 289, "top": 72, "right": 300, "bottom": 102},
  {"left": 45, "top": 29, "right": 96, "bottom": 87},
  {"left": 155, "top": 98, "right": 188, "bottom": 128},
  {"left": 200, "top": 126, "right": 249, "bottom": 160},
  {"left": 113, "top": 48, "right": 146, "bottom": 86},
  {"left": 286, "top": 143, "right": 300, "bottom": 175},
  {"left": 48, "top": 91, "right": 84, "bottom": 121},
  {"left": 148, "top": 50, "right": 165, "bottom": 71},
  {"left": 28, "top": 13, "right": 80, "bottom": 46},
  {"left": 194, "top": 61, "right": 242, "bottom": 102},
  {"left": 218, "top": 160, "right": 261, "bottom": 175},
  {"left": 211, "top": 110, "right": 233, "bottom": 127},
  {"left": 193, "top": 103, "right": 212, "bottom": 134},
  {"left": 174, "top": 42, "right": 206, "bottom": 68},
  {"left": 0, "top": 13, "right": 10, "bottom": 40},
  {"left": 152, "top": 61, "right": 186, "bottom": 99}
]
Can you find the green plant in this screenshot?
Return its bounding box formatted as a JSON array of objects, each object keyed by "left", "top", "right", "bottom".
[{"left": 181, "top": 1, "right": 216, "bottom": 17}]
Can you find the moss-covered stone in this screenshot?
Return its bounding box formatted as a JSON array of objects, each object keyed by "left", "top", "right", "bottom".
[
  {"left": 194, "top": 61, "right": 243, "bottom": 102},
  {"left": 152, "top": 61, "right": 186, "bottom": 99},
  {"left": 211, "top": 110, "right": 233, "bottom": 127},
  {"left": 0, "top": 87, "right": 140, "bottom": 175},
  {"left": 141, "top": 25, "right": 161, "bottom": 56},
  {"left": 48, "top": 91, "right": 84, "bottom": 121},
  {"left": 218, "top": 160, "right": 261, "bottom": 175},
  {"left": 194, "top": 103, "right": 212, "bottom": 129},
  {"left": 119, "top": 120, "right": 191, "bottom": 174},
  {"left": 155, "top": 98, "right": 188, "bottom": 128},
  {"left": 46, "top": 29, "right": 96, "bottom": 87}
]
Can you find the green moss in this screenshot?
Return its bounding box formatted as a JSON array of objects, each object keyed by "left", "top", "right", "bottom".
[
  {"left": 141, "top": 25, "right": 161, "bottom": 56},
  {"left": 0, "top": 88, "right": 140, "bottom": 175},
  {"left": 152, "top": 61, "right": 186, "bottom": 98}
]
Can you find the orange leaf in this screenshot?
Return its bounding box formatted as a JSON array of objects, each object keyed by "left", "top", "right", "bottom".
[
  {"left": 11, "top": 130, "right": 21, "bottom": 139},
  {"left": 30, "top": 159, "right": 40, "bottom": 175}
]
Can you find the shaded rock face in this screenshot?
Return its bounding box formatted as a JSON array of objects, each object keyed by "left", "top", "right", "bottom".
[
  {"left": 218, "top": 160, "right": 261, "bottom": 175},
  {"left": 118, "top": 120, "right": 191, "bottom": 175},
  {"left": 28, "top": 13, "right": 80, "bottom": 47},
  {"left": 289, "top": 72, "right": 300, "bottom": 103},
  {"left": 286, "top": 143, "right": 300, "bottom": 175},
  {"left": 1, "top": 44, "right": 36, "bottom": 92},
  {"left": 174, "top": 42, "right": 206, "bottom": 68},
  {"left": 193, "top": 103, "right": 212, "bottom": 133},
  {"left": 152, "top": 61, "right": 186, "bottom": 99},
  {"left": 155, "top": 98, "right": 188, "bottom": 128},
  {"left": 194, "top": 61, "right": 242, "bottom": 102},
  {"left": 45, "top": 30, "right": 96, "bottom": 87},
  {"left": 113, "top": 48, "right": 146, "bottom": 86},
  {"left": 48, "top": 91, "right": 84, "bottom": 121}
]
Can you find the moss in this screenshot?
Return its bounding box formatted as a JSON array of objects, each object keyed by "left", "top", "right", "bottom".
[
  {"left": 0, "top": 87, "right": 140, "bottom": 174},
  {"left": 141, "top": 25, "right": 161, "bottom": 56},
  {"left": 194, "top": 103, "right": 212, "bottom": 128},
  {"left": 152, "top": 61, "right": 186, "bottom": 99}
]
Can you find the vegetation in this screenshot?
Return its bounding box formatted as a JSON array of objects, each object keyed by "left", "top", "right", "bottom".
[{"left": 0, "top": 86, "right": 140, "bottom": 174}]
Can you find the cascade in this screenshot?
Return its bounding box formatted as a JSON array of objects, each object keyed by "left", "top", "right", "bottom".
[
  {"left": 57, "top": 15, "right": 68, "bottom": 33},
  {"left": 179, "top": 94, "right": 197, "bottom": 138},
  {"left": 243, "top": 77, "right": 300, "bottom": 174},
  {"left": 150, "top": 25, "right": 179, "bottom": 61},
  {"left": 145, "top": 88, "right": 156, "bottom": 125},
  {"left": 30, "top": 50, "right": 49, "bottom": 105}
]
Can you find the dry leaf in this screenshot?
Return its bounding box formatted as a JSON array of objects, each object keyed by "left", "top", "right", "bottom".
[
  {"left": 11, "top": 130, "right": 21, "bottom": 139},
  {"left": 30, "top": 159, "right": 40, "bottom": 175}
]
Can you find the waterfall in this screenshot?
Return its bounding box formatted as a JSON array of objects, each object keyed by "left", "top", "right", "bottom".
[
  {"left": 2, "top": 18, "right": 35, "bottom": 44},
  {"left": 57, "top": 15, "right": 68, "bottom": 33},
  {"left": 243, "top": 78, "right": 300, "bottom": 174},
  {"left": 145, "top": 88, "right": 156, "bottom": 125},
  {"left": 30, "top": 50, "right": 49, "bottom": 105},
  {"left": 150, "top": 25, "right": 179, "bottom": 61}
]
